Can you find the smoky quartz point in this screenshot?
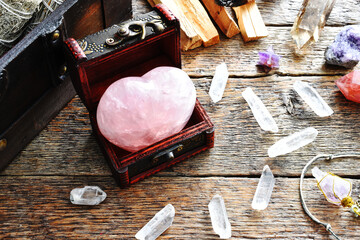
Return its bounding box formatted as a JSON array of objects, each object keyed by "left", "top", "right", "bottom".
[{"left": 291, "top": 0, "right": 336, "bottom": 49}]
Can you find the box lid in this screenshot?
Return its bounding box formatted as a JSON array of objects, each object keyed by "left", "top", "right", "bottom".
[{"left": 64, "top": 4, "right": 181, "bottom": 112}]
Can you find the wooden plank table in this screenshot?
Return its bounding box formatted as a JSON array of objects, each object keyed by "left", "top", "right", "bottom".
[{"left": 1, "top": 0, "right": 360, "bottom": 239}]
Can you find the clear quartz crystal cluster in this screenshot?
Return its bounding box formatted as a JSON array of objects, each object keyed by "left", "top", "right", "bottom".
[
  {"left": 293, "top": 80, "right": 333, "bottom": 117},
  {"left": 97, "top": 67, "right": 196, "bottom": 152},
  {"left": 208, "top": 195, "right": 231, "bottom": 239},
  {"left": 242, "top": 87, "right": 279, "bottom": 132},
  {"left": 70, "top": 186, "right": 106, "bottom": 205},
  {"left": 291, "top": 0, "right": 336, "bottom": 49},
  {"left": 268, "top": 127, "right": 318, "bottom": 158},
  {"left": 252, "top": 165, "right": 275, "bottom": 210},
  {"left": 135, "top": 204, "right": 175, "bottom": 240},
  {"left": 209, "top": 63, "right": 229, "bottom": 103},
  {"left": 325, "top": 25, "right": 360, "bottom": 68}
]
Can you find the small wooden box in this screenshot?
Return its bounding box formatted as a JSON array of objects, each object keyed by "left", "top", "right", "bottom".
[
  {"left": 64, "top": 5, "right": 214, "bottom": 188},
  {"left": 0, "top": 0, "right": 132, "bottom": 170}
]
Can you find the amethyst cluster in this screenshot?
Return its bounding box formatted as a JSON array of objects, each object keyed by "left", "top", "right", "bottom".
[{"left": 325, "top": 25, "right": 360, "bottom": 68}]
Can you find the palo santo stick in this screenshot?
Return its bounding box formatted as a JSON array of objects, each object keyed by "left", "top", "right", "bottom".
[
  {"left": 233, "top": 0, "right": 268, "bottom": 42},
  {"left": 148, "top": 0, "right": 219, "bottom": 50},
  {"left": 149, "top": 0, "right": 202, "bottom": 50},
  {"left": 246, "top": 1, "right": 268, "bottom": 38},
  {"left": 200, "top": 0, "right": 240, "bottom": 38},
  {"left": 233, "top": 4, "right": 256, "bottom": 41}
]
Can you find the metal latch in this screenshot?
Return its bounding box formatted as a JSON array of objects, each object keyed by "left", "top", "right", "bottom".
[
  {"left": 0, "top": 70, "right": 8, "bottom": 104},
  {"left": 152, "top": 144, "right": 183, "bottom": 165},
  {"left": 105, "top": 18, "right": 165, "bottom": 47}
]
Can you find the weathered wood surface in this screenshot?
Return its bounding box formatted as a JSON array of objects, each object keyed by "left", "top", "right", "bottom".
[
  {"left": 182, "top": 27, "right": 360, "bottom": 77},
  {"left": 1, "top": 177, "right": 359, "bottom": 239},
  {"left": 1, "top": 0, "right": 360, "bottom": 239}
]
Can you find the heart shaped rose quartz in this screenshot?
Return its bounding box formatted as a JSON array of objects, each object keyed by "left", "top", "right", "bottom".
[{"left": 96, "top": 66, "right": 196, "bottom": 152}]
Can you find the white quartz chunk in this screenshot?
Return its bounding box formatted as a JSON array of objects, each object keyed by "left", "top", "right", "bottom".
[
  {"left": 268, "top": 127, "right": 318, "bottom": 158},
  {"left": 135, "top": 204, "right": 175, "bottom": 240},
  {"left": 242, "top": 87, "right": 279, "bottom": 132},
  {"left": 209, "top": 63, "right": 229, "bottom": 103},
  {"left": 70, "top": 186, "right": 106, "bottom": 205},
  {"left": 293, "top": 80, "right": 334, "bottom": 117},
  {"left": 252, "top": 165, "right": 275, "bottom": 210},
  {"left": 208, "top": 194, "right": 231, "bottom": 239}
]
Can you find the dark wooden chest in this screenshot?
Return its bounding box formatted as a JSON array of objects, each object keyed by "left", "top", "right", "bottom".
[
  {"left": 0, "top": 0, "right": 132, "bottom": 170},
  {"left": 64, "top": 5, "right": 215, "bottom": 188}
]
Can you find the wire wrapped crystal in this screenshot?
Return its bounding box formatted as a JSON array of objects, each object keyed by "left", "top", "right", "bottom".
[{"left": 312, "top": 167, "right": 353, "bottom": 207}]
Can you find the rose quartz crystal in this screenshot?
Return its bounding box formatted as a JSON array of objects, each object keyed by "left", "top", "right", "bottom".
[
  {"left": 336, "top": 70, "right": 360, "bottom": 103},
  {"left": 97, "top": 67, "right": 196, "bottom": 152}
]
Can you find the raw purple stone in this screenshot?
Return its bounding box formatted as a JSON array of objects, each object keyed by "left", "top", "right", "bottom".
[
  {"left": 257, "top": 46, "right": 280, "bottom": 73},
  {"left": 325, "top": 25, "right": 360, "bottom": 68}
]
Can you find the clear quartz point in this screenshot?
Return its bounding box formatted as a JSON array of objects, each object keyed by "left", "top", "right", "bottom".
[
  {"left": 252, "top": 165, "right": 275, "bottom": 210},
  {"left": 242, "top": 87, "right": 279, "bottom": 132},
  {"left": 312, "top": 167, "right": 328, "bottom": 182},
  {"left": 208, "top": 194, "right": 231, "bottom": 239},
  {"left": 293, "top": 80, "right": 334, "bottom": 117},
  {"left": 268, "top": 127, "right": 318, "bottom": 157},
  {"left": 290, "top": 0, "right": 336, "bottom": 49},
  {"left": 70, "top": 186, "right": 106, "bottom": 205},
  {"left": 209, "top": 63, "right": 229, "bottom": 103},
  {"left": 135, "top": 204, "right": 175, "bottom": 240}
]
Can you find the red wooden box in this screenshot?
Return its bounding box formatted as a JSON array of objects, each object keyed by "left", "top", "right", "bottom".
[{"left": 64, "top": 5, "right": 214, "bottom": 188}]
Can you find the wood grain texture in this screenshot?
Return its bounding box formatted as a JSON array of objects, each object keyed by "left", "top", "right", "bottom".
[
  {"left": 201, "top": 0, "right": 240, "bottom": 38},
  {"left": 182, "top": 27, "right": 360, "bottom": 77},
  {"left": 1, "top": 0, "right": 360, "bottom": 239},
  {"left": 0, "top": 176, "right": 359, "bottom": 239},
  {"left": 233, "top": 1, "right": 268, "bottom": 42}
]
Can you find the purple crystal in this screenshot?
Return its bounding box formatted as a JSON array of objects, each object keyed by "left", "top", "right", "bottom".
[
  {"left": 325, "top": 25, "right": 360, "bottom": 68},
  {"left": 312, "top": 167, "right": 352, "bottom": 206},
  {"left": 257, "top": 46, "right": 280, "bottom": 73}
]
